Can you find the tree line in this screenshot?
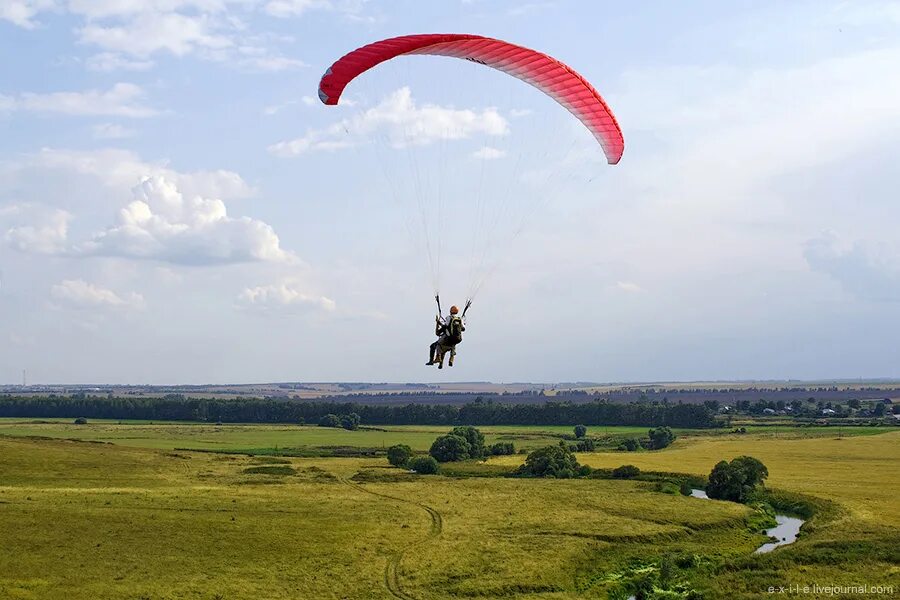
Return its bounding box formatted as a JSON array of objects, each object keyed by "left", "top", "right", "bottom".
[{"left": 0, "top": 394, "right": 717, "bottom": 427}]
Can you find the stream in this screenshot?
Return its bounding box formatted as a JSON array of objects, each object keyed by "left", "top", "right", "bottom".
[{"left": 690, "top": 489, "right": 804, "bottom": 553}]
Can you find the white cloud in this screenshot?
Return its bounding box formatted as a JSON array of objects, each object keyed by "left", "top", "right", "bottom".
[
  {"left": 616, "top": 281, "right": 643, "bottom": 293},
  {"left": 7, "top": 83, "right": 159, "bottom": 118},
  {"left": 3, "top": 204, "right": 71, "bottom": 255},
  {"left": 269, "top": 87, "right": 509, "bottom": 157},
  {"left": 264, "top": 0, "right": 331, "bottom": 18},
  {"left": 804, "top": 232, "right": 900, "bottom": 302},
  {"left": 31, "top": 148, "right": 254, "bottom": 201},
  {"left": 472, "top": 146, "right": 506, "bottom": 160},
  {"left": 50, "top": 279, "right": 144, "bottom": 311},
  {"left": 236, "top": 280, "right": 336, "bottom": 313},
  {"left": 76, "top": 175, "right": 293, "bottom": 265},
  {"left": 85, "top": 52, "right": 155, "bottom": 72},
  {"left": 77, "top": 11, "right": 232, "bottom": 57},
  {"left": 92, "top": 123, "right": 135, "bottom": 139},
  {"left": 0, "top": 0, "right": 55, "bottom": 29}
]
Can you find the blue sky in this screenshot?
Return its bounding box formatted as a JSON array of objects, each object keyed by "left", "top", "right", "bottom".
[{"left": 1, "top": 0, "right": 899, "bottom": 384}]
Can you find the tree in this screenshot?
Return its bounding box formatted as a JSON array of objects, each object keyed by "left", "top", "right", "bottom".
[
  {"left": 340, "top": 412, "right": 361, "bottom": 430},
  {"left": 318, "top": 414, "right": 341, "bottom": 428},
  {"left": 516, "top": 443, "right": 580, "bottom": 478},
  {"left": 573, "top": 424, "right": 587, "bottom": 438},
  {"left": 387, "top": 444, "right": 413, "bottom": 467},
  {"left": 621, "top": 438, "right": 640, "bottom": 452},
  {"left": 648, "top": 426, "right": 676, "bottom": 450},
  {"left": 848, "top": 399, "right": 861, "bottom": 410},
  {"left": 874, "top": 403, "right": 885, "bottom": 416},
  {"left": 449, "top": 426, "right": 485, "bottom": 458},
  {"left": 706, "top": 455, "right": 769, "bottom": 503},
  {"left": 409, "top": 456, "right": 439, "bottom": 474},
  {"left": 488, "top": 442, "right": 515, "bottom": 456},
  {"left": 611, "top": 464, "right": 640, "bottom": 479},
  {"left": 429, "top": 434, "right": 471, "bottom": 462}
]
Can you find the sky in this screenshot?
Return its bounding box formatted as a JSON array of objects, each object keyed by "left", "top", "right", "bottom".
[{"left": 1, "top": 0, "right": 899, "bottom": 385}]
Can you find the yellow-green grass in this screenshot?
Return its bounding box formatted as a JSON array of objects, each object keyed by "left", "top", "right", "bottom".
[
  {"left": 0, "top": 421, "right": 655, "bottom": 453},
  {"left": 493, "top": 432, "right": 900, "bottom": 597},
  {"left": 0, "top": 436, "right": 760, "bottom": 600}
]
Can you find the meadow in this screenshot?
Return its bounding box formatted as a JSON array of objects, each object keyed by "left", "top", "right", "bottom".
[{"left": 1, "top": 422, "right": 898, "bottom": 599}]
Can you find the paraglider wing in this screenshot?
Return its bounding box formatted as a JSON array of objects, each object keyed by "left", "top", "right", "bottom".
[{"left": 318, "top": 34, "right": 624, "bottom": 164}]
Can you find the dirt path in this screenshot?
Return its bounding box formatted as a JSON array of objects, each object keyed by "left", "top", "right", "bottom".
[{"left": 340, "top": 477, "right": 443, "bottom": 600}]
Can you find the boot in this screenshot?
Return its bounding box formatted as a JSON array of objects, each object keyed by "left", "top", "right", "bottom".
[{"left": 448, "top": 354, "right": 455, "bottom": 367}]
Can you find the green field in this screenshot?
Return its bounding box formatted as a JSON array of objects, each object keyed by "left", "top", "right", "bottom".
[{"left": 1, "top": 423, "right": 898, "bottom": 599}]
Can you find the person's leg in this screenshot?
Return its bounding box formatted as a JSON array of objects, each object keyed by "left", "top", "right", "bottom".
[
  {"left": 427, "top": 341, "right": 438, "bottom": 365},
  {"left": 448, "top": 346, "right": 456, "bottom": 367}
]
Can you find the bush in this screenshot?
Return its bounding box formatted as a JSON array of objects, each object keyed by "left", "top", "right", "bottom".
[
  {"left": 706, "top": 455, "right": 769, "bottom": 503},
  {"left": 340, "top": 412, "right": 361, "bottom": 431},
  {"left": 73, "top": 417, "right": 88, "bottom": 425},
  {"left": 573, "top": 424, "right": 587, "bottom": 438},
  {"left": 449, "top": 426, "right": 485, "bottom": 458},
  {"left": 679, "top": 481, "right": 693, "bottom": 496},
  {"left": 409, "top": 456, "right": 439, "bottom": 474},
  {"left": 387, "top": 444, "right": 413, "bottom": 467},
  {"left": 318, "top": 414, "right": 341, "bottom": 428},
  {"left": 656, "top": 481, "right": 680, "bottom": 494},
  {"left": 488, "top": 442, "right": 515, "bottom": 455},
  {"left": 516, "top": 443, "right": 580, "bottom": 478},
  {"left": 570, "top": 438, "right": 595, "bottom": 452},
  {"left": 620, "top": 438, "right": 640, "bottom": 451},
  {"left": 648, "top": 426, "right": 676, "bottom": 450},
  {"left": 297, "top": 417, "right": 305, "bottom": 426},
  {"left": 611, "top": 464, "right": 641, "bottom": 479},
  {"left": 429, "top": 434, "right": 471, "bottom": 462}
]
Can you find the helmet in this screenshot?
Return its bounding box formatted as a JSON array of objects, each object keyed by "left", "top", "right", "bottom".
[{"left": 450, "top": 305, "right": 459, "bottom": 314}]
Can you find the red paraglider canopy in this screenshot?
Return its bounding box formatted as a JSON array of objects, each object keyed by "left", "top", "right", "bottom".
[{"left": 318, "top": 33, "right": 624, "bottom": 165}]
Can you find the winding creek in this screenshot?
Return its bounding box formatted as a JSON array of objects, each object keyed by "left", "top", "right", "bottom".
[{"left": 690, "top": 489, "right": 805, "bottom": 553}]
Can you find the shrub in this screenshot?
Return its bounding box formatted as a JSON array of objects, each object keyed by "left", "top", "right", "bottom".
[
  {"left": 656, "top": 481, "right": 680, "bottom": 494},
  {"left": 570, "top": 438, "right": 595, "bottom": 452},
  {"left": 611, "top": 464, "right": 641, "bottom": 479},
  {"left": 620, "top": 438, "right": 640, "bottom": 452},
  {"left": 706, "top": 455, "right": 769, "bottom": 503},
  {"left": 429, "top": 434, "right": 471, "bottom": 462},
  {"left": 340, "top": 413, "right": 361, "bottom": 431},
  {"left": 318, "top": 414, "right": 341, "bottom": 428},
  {"left": 574, "top": 424, "right": 587, "bottom": 438},
  {"left": 449, "top": 426, "right": 485, "bottom": 458},
  {"left": 516, "top": 443, "right": 580, "bottom": 478},
  {"left": 488, "top": 442, "right": 515, "bottom": 456},
  {"left": 387, "top": 444, "right": 413, "bottom": 467},
  {"left": 409, "top": 456, "right": 439, "bottom": 474},
  {"left": 648, "top": 426, "right": 676, "bottom": 450},
  {"left": 297, "top": 417, "right": 305, "bottom": 426},
  {"left": 73, "top": 417, "right": 88, "bottom": 425}
]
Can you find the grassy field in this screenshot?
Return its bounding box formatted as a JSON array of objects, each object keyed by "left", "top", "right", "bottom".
[
  {"left": 1, "top": 426, "right": 898, "bottom": 598},
  {"left": 0, "top": 436, "right": 761, "bottom": 600},
  {"left": 0, "top": 418, "right": 891, "bottom": 456}
]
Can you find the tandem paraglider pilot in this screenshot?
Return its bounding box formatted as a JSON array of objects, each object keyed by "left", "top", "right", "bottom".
[{"left": 427, "top": 304, "right": 466, "bottom": 369}]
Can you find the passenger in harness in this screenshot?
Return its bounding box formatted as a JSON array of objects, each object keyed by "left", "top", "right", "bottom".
[{"left": 427, "top": 304, "right": 465, "bottom": 369}]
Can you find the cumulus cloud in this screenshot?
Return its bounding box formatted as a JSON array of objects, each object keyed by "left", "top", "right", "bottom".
[
  {"left": 6, "top": 83, "right": 159, "bottom": 118},
  {"left": 472, "top": 146, "right": 507, "bottom": 160},
  {"left": 236, "top": 280, "right": 336, "bottom": 313},
  {"left": 77, "top": 11, "right": 233, "bottom": 57},
  {"left": 269, "top": 87, "right": 509, "bottom": 157},
  {"left": 804, "top": 232, "right": 900, "bottom": 302},
  {"left": 0, "top": 0, "right": 55, "bottom": 29},
  {"left": 76, "top": 175, "right": 293, "bottom": 265},
  {"left": 50, "top": 279, "right": 144, "bottom": 311},
  {"left": 3, "top": 204, "right": 71, "bottom": 255},
  {"left": 30, "top": 148, "right": 254, "bottom": 201}
]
